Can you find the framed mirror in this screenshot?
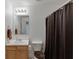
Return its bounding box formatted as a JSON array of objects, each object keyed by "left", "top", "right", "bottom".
[{"left": 14, "top": 15, "right": 30, "bottom": 35}]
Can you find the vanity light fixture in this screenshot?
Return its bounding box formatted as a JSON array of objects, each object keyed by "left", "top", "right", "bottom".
[
  {"left": 15, "top": 8, "right": 28, "bottom": 15},
  {"left": 15, "top": 9, "right": 27, "bottom": 13}
]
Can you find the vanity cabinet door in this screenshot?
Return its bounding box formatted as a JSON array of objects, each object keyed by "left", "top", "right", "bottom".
[
  {"left": 6, "top": 46, "right": 16, "bottom": 59},
  {"left": 6, "top": 50, "right": 16, "bottom": 59},
  {"left": 17, "top": 50, "right": 28, "bottom": 59},
  {"left": 16, "top": 46, "right": 29, "bottom": 59}
]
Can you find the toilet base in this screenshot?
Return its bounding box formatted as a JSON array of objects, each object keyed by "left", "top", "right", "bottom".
[{"left": 34, "top": 51, "right": 44, "bottom": 59}]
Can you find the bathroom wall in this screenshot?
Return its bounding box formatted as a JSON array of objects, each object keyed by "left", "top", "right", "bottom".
[
  {"left": 5, "top": 0, "right": 14, "bottom": 39},
  {"left": 5, "top": 0, "right": 70, "bottom": 51},
  {"left": 13, "top": 0, "right": 70, "bottom": 41}
]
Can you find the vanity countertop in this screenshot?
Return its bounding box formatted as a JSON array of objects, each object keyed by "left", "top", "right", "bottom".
[{"left": 6, "top": 39, "right": 29, "bottom": 46}]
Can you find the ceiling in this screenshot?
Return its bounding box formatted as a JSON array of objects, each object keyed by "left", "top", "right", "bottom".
[{"left": 6, "top": 0, "right": 68, "bottom": 6}]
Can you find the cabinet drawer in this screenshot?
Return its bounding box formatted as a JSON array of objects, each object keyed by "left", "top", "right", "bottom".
[
  {"left": 6, "top": 46, "right": 16, "bottom": 50},
  {"left": 17, "top": 46, "right": 28, "bottom": 50}
]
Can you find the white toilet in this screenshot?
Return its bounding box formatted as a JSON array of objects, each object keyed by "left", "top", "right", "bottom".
[
  {"left": 32, "top": 41, "right": 43, "bottom": 59},
  {"left": 32, "top": 41, "right": 43, "bottom": 51},
  {"left": 29, "top": 41, "right": 43, "bottom": 59}
]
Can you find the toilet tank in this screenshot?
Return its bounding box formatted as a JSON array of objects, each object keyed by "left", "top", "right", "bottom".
[{"left": 32, "top": 41, "right": 43, "bottom": 51}]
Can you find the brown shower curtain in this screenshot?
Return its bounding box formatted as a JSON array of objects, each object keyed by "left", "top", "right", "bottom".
[
  {"left": 45, "top": 2, "right": 73, "bottom": 59},
  {"left": 64, "top": 2, "right": 73, "bottom": 59},
  {"left": 45, "top": 13, "right": 55, "bottom": 59}
]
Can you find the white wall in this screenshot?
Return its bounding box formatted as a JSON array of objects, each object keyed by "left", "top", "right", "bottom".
[{"left": 5, "top": 0, "right": 14, "bottom": 38}]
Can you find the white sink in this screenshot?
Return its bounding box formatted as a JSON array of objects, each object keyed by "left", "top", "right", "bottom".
[{"left": 6, "top": 39, "right": 29, "bottom": 45}]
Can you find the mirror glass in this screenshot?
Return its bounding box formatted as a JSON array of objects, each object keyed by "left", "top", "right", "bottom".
[{"left": 14, "top": 15, "right": 29, "bottom": 35}]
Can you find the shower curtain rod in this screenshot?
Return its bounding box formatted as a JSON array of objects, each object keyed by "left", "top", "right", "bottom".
[
  {"left": 60, "top": 0, "right": 73, "bottom": 9},
  {"left": 50, "top": 0, "right": 73, "bottom": 15},
  {"left": 46, "top": 0, "right": 73, "bottom": 18}
]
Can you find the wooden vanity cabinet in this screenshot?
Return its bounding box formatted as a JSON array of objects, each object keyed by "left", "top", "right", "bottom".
[
  {"left": 6, "top": 46, "right": 29, "bottom": 59},
  {"left": 16, "top": 46, "right": 29, "bottom": 59},
  {"left": 6, "top": 50, "right": 16, "bottom": 59}
]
